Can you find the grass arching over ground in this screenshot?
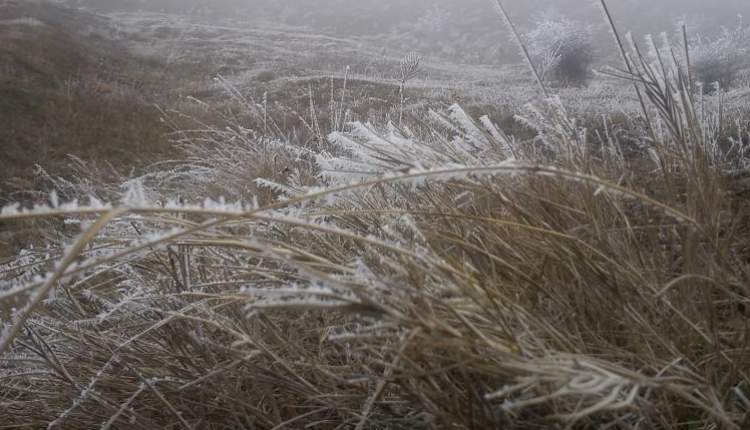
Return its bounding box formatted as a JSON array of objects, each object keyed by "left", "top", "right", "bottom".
[{"left": 2, "top": 2, "right": 750, "bottom": 429}]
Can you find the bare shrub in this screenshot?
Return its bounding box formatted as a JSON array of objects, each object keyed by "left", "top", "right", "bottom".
[
  {"left": 527, "top": 16, "right": 595, "bottom": 86},
  {"left": 254, "top": 70, "right": 276, "bottom": 83},
  {"left": 690, "top": 21, "right": 750, "bottom": 91},
  {"left": 397, "top": 52, "right": 421, "bottom": 126}
]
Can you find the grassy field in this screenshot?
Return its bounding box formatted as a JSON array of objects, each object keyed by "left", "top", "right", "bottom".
[
  {"left": 2, "top": 1, "right": 750, "bottom": 429},
  {"left": 0, "top": 3, "right": 167, "bottom": 196}
]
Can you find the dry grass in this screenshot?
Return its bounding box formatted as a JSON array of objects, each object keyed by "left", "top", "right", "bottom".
[
  {"left": 1, "top": 2, "right": 750, "bottom": 429},
  {"left": 0, "top": 1, "right": 197, "bottom": 202}
]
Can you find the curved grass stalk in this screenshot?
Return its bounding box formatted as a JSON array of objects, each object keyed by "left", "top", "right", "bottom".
[{"left": 1, "top": 208, "right": 127, "bottom": 354}]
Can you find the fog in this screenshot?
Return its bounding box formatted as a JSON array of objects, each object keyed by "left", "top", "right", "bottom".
[
  {"left": 61, "top": 0, "right": 749, "bottom": 65},
  {"left": 69, "top": 0, "right": 750, "bottom": 32}
]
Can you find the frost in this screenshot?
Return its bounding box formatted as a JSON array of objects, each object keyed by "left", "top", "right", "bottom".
[
  {"left": 47, "top": 355, "right": 120, "bottom": 429},
  {"left": 1, "top": 203, "right": 20, "bottom": 215},
  {"left": 89, "top": 195, "right": 109, "bottom": 210},
  {"left": 121, "top": 179, "right": 149, "bottom": 207},
  {"left": 254, "top": 178, "right": 301, "bottom": 199},
  {"left": 49, "top": 191, "right": 60, "bottom": 209},
  {"left": 0, "top": 17, "right": 46, "bottom": 27},
  {"left": 318, "top": 104, "right": 515, "bottom": 185},
  {"left": 448, "top": 103, "right": 486, "bottom": 149}
]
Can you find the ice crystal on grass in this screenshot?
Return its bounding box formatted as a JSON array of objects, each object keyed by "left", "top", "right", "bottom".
[
  {"left": 486, "top": 357, "right": 645, "bottom": 423},
  {"left": 243, "top": 283, "right": 361, "bottom": 310},
  {"left": 121, "top": 179, "right": 150, "bottom": 207},
  {"left": 318, "top": 105, "right": 516, "bottom": 185}
]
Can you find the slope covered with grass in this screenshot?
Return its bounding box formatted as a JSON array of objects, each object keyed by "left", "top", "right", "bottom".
[{"left": 0, "top": 1, "right": 174, "bottom": 201}]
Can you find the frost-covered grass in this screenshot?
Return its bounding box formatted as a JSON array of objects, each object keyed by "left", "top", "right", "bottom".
[
  {"left": 2, "top": 4, "right": 750, "bottom": 430},
  {"left": 690, "top": 19, "right": 750, "bottom": 91},
  {"left": 0, "top": 17, "right": 46, "bottom": 27}
]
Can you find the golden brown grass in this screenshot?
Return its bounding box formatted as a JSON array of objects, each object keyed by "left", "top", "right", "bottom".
[{"left": 1, "top": 2, "right": 749, "bottom": 429}]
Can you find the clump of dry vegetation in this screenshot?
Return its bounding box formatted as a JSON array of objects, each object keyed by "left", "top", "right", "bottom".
[
  {"left": 690, "top": 19, "right": 750, "bottom": 91},
  {"left": 1, "top": 1, "right": 750, "bottom": 429},
  {"left": 526, "top": 15, "right": 595, "bottom": 86},
  {"left": 0, "top": 1, "right": 184, "bottom": 202}
]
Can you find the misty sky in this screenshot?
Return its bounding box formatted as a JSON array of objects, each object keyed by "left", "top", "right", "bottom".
[
  {"left": 70, "top": 0, "right": 750, "bottom": 31},
  {"left": 66, "top": 0, "right": 750, "bottom": 65}
]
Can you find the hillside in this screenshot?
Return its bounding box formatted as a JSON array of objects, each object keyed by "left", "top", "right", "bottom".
[{"left": 0, "top": 1, "right": 172, "bottom": 199}]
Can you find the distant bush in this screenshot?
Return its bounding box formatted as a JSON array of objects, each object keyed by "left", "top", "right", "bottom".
[
  {"left": 690, "top": 22, "right": 749, "bottom": 91},
  {"left": 254, "top": 70, "right": 276, "bottom": 83},
  {"left": 526, "top": 17, "right": 595, "bottom": 86}
]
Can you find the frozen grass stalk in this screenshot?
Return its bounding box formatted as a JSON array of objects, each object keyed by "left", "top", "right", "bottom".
[{"left": 490, "top": 0, "right": 549, "bottom": 97}]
